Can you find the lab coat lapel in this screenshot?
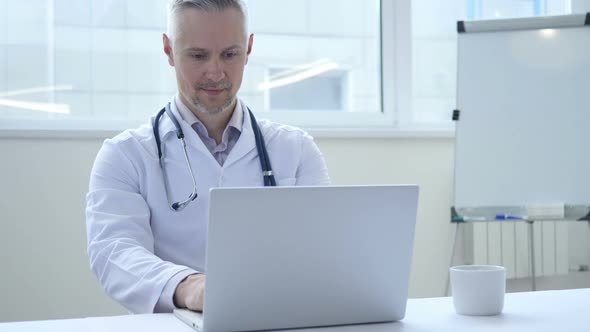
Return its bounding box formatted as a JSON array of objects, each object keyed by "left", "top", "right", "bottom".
[{"left": 224, "top": 99, "right": 257, "bottom": 168}]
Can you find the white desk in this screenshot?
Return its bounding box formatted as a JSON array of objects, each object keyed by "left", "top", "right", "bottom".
[{"left": 2, "top": 289, "right": 588, "bottom": 332}]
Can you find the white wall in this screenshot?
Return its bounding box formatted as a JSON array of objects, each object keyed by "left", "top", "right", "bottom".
[
  {"left": 0, "top": 138, "right": 125, "bottom": 321},
  {"left": 572, "top": 0, "right": 590, "bottom": 12},
  {"left": 0, "top": 136, "right": 456, "bottom": 322},
  {"left": 319, "top": 137, "right": 457, "bottom": 298}
]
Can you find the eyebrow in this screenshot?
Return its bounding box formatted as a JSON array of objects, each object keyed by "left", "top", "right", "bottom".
[{"left": 185, "top": 45, "right": 243, "bottom": 53}]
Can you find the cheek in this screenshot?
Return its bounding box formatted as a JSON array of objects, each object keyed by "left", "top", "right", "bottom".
[
  {"left": 177, "top": 61, "right": 202, "bottom": 80},
  {"left": 228, "top": 66, "right": 245, "bottom": 85}
]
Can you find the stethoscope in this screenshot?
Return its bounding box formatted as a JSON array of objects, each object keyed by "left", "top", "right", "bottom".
[{"left": 153, "top": 102, "right": 276, "bottom": 211}]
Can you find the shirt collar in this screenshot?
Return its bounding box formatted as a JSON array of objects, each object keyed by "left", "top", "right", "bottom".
[{"left": 174, "top": 94, "right": 244, "bottom": 134}]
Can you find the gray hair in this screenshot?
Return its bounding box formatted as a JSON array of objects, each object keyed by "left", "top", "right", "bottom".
[{"left": 167, "top": 0, "right": 249, "bottom": 40}]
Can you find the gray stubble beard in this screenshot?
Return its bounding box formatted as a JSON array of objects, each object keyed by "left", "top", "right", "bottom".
[{"left": 189, "top": 94, "right": 236, "bottom": 115}]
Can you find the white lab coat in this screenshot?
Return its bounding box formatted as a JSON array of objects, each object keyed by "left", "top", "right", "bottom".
[{"left": 85, "top": 99, "right": 330, "bottom": 314}]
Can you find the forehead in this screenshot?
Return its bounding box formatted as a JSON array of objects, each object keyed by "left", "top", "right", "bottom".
[{"left": 174, "top": 7, "right": 247, "bottom": 50}]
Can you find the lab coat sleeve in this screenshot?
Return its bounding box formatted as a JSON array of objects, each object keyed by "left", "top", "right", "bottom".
[
  {"left": 295, "top": 132, "right": 331, "bottom": 186},
  {"left": 153, "top": 269, "right": 198, "bottom": 313},
  {"left": 86, "top": 138, "right": 198, "bottom": 313}
]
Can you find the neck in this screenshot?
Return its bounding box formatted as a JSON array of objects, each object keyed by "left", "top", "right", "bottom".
[{"left": 183, "top": 96, "right": 237, "bottom": 145}]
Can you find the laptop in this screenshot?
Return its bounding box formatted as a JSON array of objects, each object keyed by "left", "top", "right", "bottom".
[{"left": 174, "top": 185, "right": 419, "bottom": 332}]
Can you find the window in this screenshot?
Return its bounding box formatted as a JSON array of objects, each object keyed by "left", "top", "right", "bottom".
[
  {"left": 242, "top": 0, "right": 383, "bottom": 128},
  {"left": 0, "top": 0, "right": 383, "bottom": 132},
  {"left": 0, "top": 0, "right": 579, "bottom": 135},
  {"left": 0, "top": 0, "right": 174, "bottom": 127},
  {"left": 267, "top": 66, "right": 349, "bottom": 112}
]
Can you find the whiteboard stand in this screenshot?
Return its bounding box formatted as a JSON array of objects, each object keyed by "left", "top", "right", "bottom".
[
  {"left": 526, "top": 219, "right": 537, "bottom": 291},
  {"left": 445, "top": 222, "right": 461, "bottom": 296},
  {"left": 445, "top": 206, "right": 590, "bottom": 296}
]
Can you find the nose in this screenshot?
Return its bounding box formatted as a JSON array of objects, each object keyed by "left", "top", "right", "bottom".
[{"left": 205, "top": 58, "right": 226, "bottom": 82}]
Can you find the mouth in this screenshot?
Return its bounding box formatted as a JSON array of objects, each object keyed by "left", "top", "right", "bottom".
[{"left": 200, "top": 88, "right": 226, "bottom": 96}]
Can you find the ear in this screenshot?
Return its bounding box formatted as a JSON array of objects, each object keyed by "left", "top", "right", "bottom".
[
  {"left": 245, "top": 33, "right": 254, "bottom": 65},
  {"left": 163, "top": 33, "right": 175, "bottom": 66}
]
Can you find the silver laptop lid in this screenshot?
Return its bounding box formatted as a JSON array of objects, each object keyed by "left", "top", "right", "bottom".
[{"left": 202, "top": 185, "right": 419, "bottom": 332}]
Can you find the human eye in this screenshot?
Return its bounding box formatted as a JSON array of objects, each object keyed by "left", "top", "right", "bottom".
[
  {"left": 190, "top": 53, "right": 207, "bottom": 61},
  {"left": 223, "top": 50, "right": 241, "bottom": 60}
]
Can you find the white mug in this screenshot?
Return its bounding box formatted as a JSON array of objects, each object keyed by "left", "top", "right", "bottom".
[{"left": 450, "top": 265, "right": 506, "bottom": 316}]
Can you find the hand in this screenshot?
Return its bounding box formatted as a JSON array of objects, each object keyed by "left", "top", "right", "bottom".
[{"left": 174, "top": 273, "right": 206, "bottom": 312}]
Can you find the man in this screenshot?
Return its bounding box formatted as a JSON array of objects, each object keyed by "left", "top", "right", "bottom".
[{"left": 86, "top": 0, "right": 330, "bottom": 314}]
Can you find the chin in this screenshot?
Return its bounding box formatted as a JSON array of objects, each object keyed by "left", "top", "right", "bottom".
[{"left": 198, "top": 100, "right": 235, "bottom": 115}]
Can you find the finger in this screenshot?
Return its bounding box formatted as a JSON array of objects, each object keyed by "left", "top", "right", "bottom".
[
  {"left": 196, "top": 277, "right": 206, "bottom": 310},
  {"left": 186, "top": 277, "right": 206, "bottom": 311}
]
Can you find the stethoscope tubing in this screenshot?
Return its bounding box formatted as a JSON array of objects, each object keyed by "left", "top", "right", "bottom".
[{"left": 153, "top": 102, "right": 276, "bottom": 211}]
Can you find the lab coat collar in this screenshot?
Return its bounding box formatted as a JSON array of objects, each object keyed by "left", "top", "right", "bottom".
[{"left": 156, "top": 97, "right": 256, "bottom": 166}]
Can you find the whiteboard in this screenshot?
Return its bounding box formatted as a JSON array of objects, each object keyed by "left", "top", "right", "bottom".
[{"left": 454, "top": 15, "right": 590, "bottom": 207}]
